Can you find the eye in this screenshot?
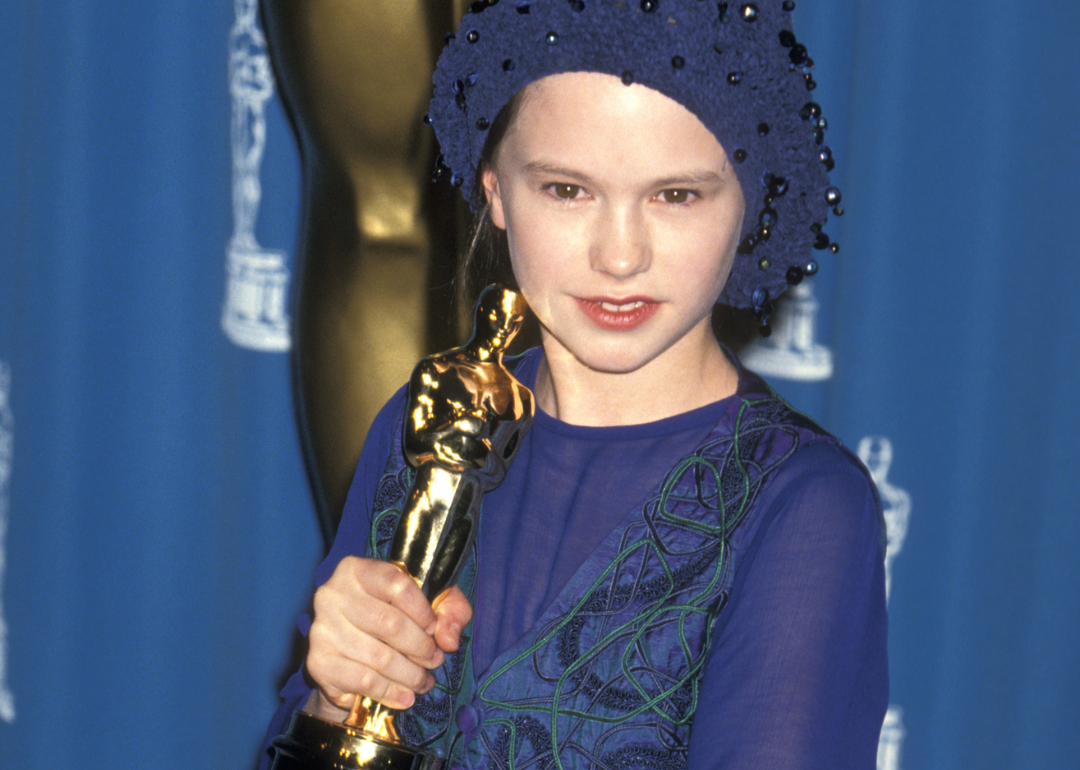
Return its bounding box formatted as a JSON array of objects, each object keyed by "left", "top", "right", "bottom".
[
  {"left": 551, "top": 183, "right": 582, "bottom": 199},
  {"left": 658, "top": 189, "right": 694, "bottom": 204}
]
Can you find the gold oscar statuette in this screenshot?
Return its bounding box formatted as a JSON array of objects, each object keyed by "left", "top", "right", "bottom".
[{"left": 271, "top": 286, "right": 535, "bottom": 770}]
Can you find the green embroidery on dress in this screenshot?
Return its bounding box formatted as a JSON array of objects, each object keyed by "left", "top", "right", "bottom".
[
  {"left": 368, "top": 393, "right": 803, "bottom": 770},
  {"left": 471, "top": 397, "right": 775, "bottom": 770}
]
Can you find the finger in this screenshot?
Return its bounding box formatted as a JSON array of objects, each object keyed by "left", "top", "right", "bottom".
[
  {"left": 318, "top": 559, "right": 443, "bottom": 666},
  {"left": 356, "top": 560, "right": 440, "bottom": 636},
  {"left": 309, "top": 595, "right": 441, "bottom": 694},
  {"left": 312, "top": 685, "right": 355, "bottom": 714},
  {"left": 334, "top": 585, "right": 445, "bottom": 668},
  {"left": 307, "top": 631, "right": 433, "bottom": 711},
  {"left": 323, "top": 670, "right": 416, "bottom": 712},
  {"left": 432, "top": 585, "right": 473, "bottom": 653}
]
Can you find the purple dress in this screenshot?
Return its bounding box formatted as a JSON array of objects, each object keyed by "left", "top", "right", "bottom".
[{"left": 262, "top": 347, "right": 888, "bottom": 770}]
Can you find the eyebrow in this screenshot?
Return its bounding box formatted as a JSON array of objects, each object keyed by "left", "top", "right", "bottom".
[
  {"left": 650, "top": 170, "right": 727, "bottom": 188},
  {"left": 521, "top": 160, "right": 727, "bottom": 188},
  {"left": 522, "top": 160, "right": 597, "bottom": 186}
]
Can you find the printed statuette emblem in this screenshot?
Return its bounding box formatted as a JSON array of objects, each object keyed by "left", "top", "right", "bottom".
[
  {"left": 877, "top": 707, "right": 905, "bottom": 770},
  {"left": 741, "top": 283, "right": 833, "bottom": 381},
  {"left": 0, "top": 361, "right": 16, "bottom": 723},
  {"left": 222, "top": 0, "right": 291, "bottom": 352},
  {"left": 858, "top": 436, "right": 911, "bottom": 601},
  {"left": 858, "top": 436, "right": 911, "bottom": 770}
]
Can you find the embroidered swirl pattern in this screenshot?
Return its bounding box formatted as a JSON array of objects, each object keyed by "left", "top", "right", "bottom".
[{"left": 368, "top": 392, "right": 823, "bottom": 770}]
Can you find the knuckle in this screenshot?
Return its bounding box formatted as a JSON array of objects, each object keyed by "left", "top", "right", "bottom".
[
  {"left": 369, "top": 644, "right": 393, "bottom": 673},
  {"left": 380, "top": 609, "right": 405, "bottom": 638},
  {"left": 345, "top": 556, "right": 371, "bottom": 581},
  {"left": 384, "top": 572, "right": 409, "bottom": 599},
  {"left": 327, "top": 691, "right": 351, "bottom": 709},
  {"left": 307, "top": 622, "right": 332, "bottom": 652},
  {"left": 312, "top": 583, "right": 340, "bottom": 615},
  {"left": 410, "top": 667, "right": 430, "bottom": 691},
  {"left": 330, "top": 558, "right": 362, "bottom": 590},
  {"left": 416, "top": 635, "right": 436, "bottom": 658},
  {"left": 392, "top": 569, "right": 421, "bottom": 598},
  {"left": 354, "top": 667, "right": 379, "bottom": 696},
  {"left": 306, "top": 651, "right": 329, "bottom": 683}
]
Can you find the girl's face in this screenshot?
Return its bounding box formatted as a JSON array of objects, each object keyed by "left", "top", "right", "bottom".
[{"left": 483, "top": 72, "right": 745, "bottom": 377}]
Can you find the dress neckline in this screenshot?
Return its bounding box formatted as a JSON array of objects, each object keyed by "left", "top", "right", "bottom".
[{"left": 510, "top": 346, "right": 736, "bottom": 441}]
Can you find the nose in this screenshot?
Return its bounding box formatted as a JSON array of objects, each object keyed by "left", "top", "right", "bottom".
[{"left": 588, "top": 203, "right": 651, "bottom": 279}]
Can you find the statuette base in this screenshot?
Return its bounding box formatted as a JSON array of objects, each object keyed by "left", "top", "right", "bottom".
[{"left": 271, "top": 711, "right": 443, "bottom": 770}]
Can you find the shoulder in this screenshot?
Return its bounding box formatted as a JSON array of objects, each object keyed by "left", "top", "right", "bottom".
[
  {"left": 731, "top": 366, "right": 835, "bottom": 440},
  {"left": 770, "top": 442, "right": 882, "bottom": 515},
  {"left": 729, "top": 366, "right": 875, "bottom": 509},
  {"left": 770, "top": 441, "right": 878, "bottom": 499},
  {"left": 720, "top": 440, "right": 887, "bottom": 645},
  {"left": 753, "top": 440, "right": 886, "bottom": 563},
  {"left": 720, "top": 367, "right": 884, "bottom": 555}
]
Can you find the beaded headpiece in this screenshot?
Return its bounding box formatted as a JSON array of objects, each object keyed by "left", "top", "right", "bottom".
[{"left": 429, "top": 0, "right": 841, "bottom": 315}]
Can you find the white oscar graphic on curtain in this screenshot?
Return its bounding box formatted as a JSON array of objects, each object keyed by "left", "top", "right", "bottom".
[
  {"left": 858, "top": 436, "right": 911, "bottom": 770},
  {"left": 0, "top": 361, "right": 15, "bottom": 723},
  {"left": 222, "top": 0, "right": 291, "bottom": 352},
  {"left": 740, "top": 282, "right": 833, "bottom": 381}
]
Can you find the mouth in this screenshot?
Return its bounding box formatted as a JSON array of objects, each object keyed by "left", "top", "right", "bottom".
[
  {"left": 597, "top": 299, "right": 647, "bottom": 313},
  {"left": 576, "top": 296, "right": 660, "bottom": 331}
]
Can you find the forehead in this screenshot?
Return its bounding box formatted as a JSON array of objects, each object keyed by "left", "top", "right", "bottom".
[{"left": 496, "top": 72, "right": 729, "bottom": 178}]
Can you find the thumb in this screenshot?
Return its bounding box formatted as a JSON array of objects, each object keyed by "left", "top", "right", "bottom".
[{"left": 432, "top": 585, "right": 473, "bottom": 653}]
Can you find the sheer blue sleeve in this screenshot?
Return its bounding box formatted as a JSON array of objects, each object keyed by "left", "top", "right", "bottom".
[
  {"left": 258, "top": 385, "right": 408, "bottom": 770},
  {"left": 687, "top": 442, "right": 889, "bottom": 770}
]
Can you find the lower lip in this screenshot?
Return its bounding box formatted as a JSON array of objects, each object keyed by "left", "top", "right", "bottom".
[{"left": 576, "top": 297, "right": 660, "bottom": 331}]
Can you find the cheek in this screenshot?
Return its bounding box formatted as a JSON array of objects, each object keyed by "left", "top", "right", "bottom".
[
  {"left": 662, "top": 206, "right": 743, "bottom": 297},
  {"left": 711, "top": 226, "right": 742, "bottom": 292},
  {"left": 503, "top": 213, "right": 548, "bottom": 304},
  {"left": 507, "top": 229, "right": 558, "bottom": 300},
  {"left": 704, "top": 196, "right": 745, "bottom": 268},
  {"left": 504, "top": 204, "right": 579, "bottom": 291}
]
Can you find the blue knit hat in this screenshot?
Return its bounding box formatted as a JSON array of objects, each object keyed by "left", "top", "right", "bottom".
[{"left": 429, "top": 0, "right": 840, "bottom": 313}]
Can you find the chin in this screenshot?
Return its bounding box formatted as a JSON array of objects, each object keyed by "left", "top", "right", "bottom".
[{"left": 568, "top": 337, "right": 670, "bottom": 376}]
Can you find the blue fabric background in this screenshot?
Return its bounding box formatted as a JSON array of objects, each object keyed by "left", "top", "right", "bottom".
[{"left": 1, "top": 2, "right": 1077, "bottom": 768}]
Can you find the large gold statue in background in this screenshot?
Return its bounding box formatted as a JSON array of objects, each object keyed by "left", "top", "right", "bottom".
[{"left": 261, "top": 0, "right": 470, "bottom": 544}]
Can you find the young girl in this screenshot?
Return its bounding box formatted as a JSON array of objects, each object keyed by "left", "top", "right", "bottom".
[{"left": 263, "top": 2, "right": 887, "bottom": 768}]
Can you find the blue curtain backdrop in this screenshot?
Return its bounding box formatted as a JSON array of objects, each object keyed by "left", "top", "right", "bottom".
[{"left": 1, "top": 2, "right": 1077, "bottom": 769}]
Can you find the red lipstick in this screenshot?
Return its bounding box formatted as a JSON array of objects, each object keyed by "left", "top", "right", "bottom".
[{"left": 575, "top": 296, "right": 659, "bottom": 331}]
